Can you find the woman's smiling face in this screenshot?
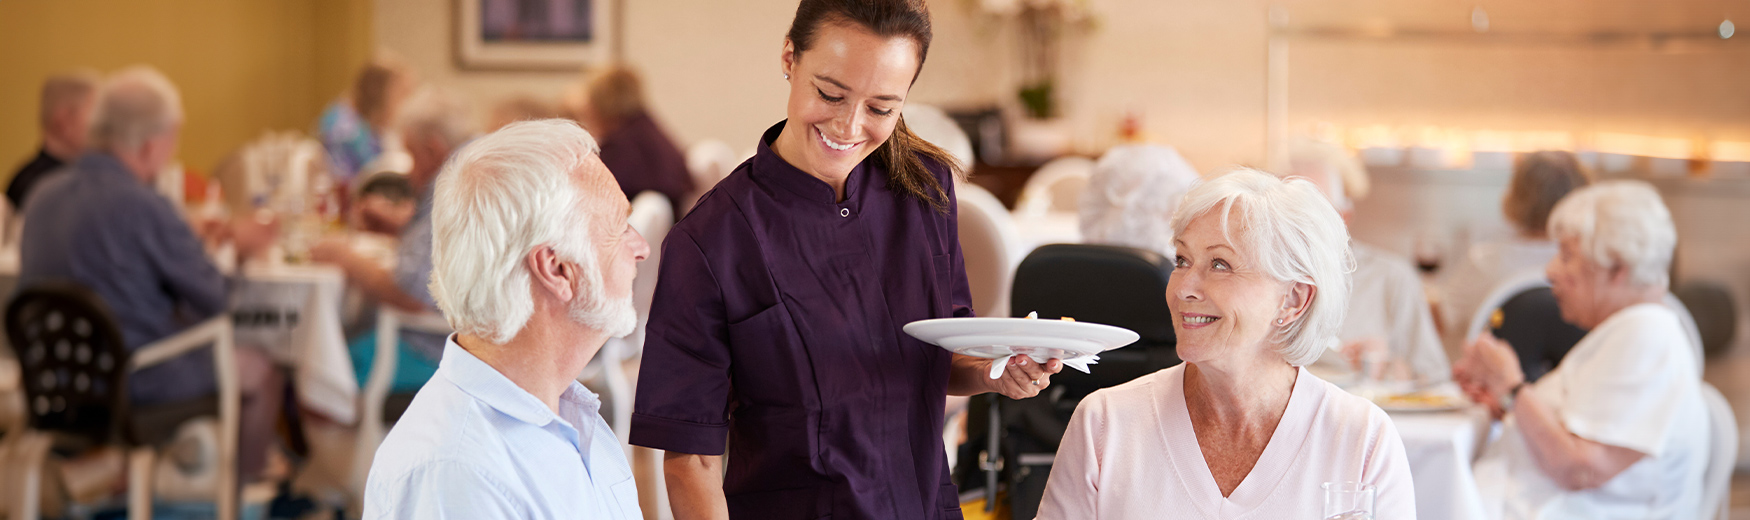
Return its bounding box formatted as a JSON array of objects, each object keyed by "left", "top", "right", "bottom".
[
  {"left": 777, "top": 21, "right": 919, "bottom": 181},
  {"left": 1167, "top": 211, "right": 1297, "bottom": 366}
]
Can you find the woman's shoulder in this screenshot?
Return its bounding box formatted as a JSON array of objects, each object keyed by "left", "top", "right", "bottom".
[{"left": 1078, "top": 365, "right": 1181, "bottom": 414}]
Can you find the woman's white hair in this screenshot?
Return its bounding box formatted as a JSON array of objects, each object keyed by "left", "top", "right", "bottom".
[
  {"left": 1169, "top": 168, "right": 1355, "bottom": 366},
  {"left": 428, "top": 119, "right": 606, "bottom": 343},
  {"left": 1080, "top": 144, "right": 1201, "bottom": 258},
  {"left": 89, "top": 66, "right": 183, "bottom": 152},
  {"left": 1546, "top": 180, "right": 1676, "bottom": 289}
]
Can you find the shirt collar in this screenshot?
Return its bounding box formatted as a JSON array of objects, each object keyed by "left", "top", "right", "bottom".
[
  {"left": 752, "top": 120, "right": 869, "bottom": 206},
  {"left": 437, "top": 335, "right": 600, "bottom": 448},
  {"left": 74, "top": 152, "right": 143, "bottom": 185}
]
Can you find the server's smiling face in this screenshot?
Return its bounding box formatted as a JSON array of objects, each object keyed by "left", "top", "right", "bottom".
[
  {"left": 777, "top": 21, "right": 918, "bottom": 181},
  {"left": 1166, "top": 212, "right": 1297, "bottom": 365}
]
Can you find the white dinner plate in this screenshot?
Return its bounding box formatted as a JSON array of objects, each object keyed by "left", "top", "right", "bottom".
[
  {"left": 1371, "top": 392, "right": 1470, "bottom": 413},
  {"left": 902, "top": 317, "right": 1140, "bottom": 361}
]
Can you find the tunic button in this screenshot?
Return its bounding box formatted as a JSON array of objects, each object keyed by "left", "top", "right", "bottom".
[{"left": 839, "top": 208, "right": 850, "bottom": 218}]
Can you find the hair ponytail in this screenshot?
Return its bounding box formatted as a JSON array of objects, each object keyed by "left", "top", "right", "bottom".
[
  {"left": 878, "top": 114, "right": 963, "bottom": 212},
  {"left": 788, "top": 0, "right": 965, "bottom": 213}
]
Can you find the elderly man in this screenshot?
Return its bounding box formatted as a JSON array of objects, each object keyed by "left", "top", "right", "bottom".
[
  {"left": 315, "top": 86, "right": 473, "bottom": 388},
  {"left": 9, "top": 69, "right": 100, "bottom": 209},
  {"left": 362, "top": 119, "right": 648, "bottom": 518},
  {"left": 20, "top": 66, "right": 283, "bottom": 477}
]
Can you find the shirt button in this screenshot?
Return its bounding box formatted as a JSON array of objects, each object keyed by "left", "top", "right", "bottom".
[{"left": 839, "top": 208, "right": 851, "bottom": 218}]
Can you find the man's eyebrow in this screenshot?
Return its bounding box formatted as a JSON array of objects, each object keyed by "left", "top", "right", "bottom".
[{"left": 815, "top": 75, "right": 902, "bottom": 102}]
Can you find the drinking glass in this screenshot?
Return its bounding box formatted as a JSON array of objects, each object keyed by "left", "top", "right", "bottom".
[{"left": 1322, "top": 481, "right": 1374, "bottom": 520}]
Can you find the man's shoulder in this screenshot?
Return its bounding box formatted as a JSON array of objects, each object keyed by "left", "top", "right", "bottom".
[{"left": 369, "top": 379, "right": 504, "bottom": 478}]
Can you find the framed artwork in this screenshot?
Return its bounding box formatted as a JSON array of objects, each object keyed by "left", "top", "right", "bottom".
[{"left": 455, "top": 0, "right": 616, "bottom": 70}]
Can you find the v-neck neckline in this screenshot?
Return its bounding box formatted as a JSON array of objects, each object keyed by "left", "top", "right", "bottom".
[{"left": 1158, "top": 365, "right": 1321, "bottom": 518}]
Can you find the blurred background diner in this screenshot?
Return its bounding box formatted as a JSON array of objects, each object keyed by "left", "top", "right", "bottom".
[{"left": 2, "top": 0, "right": 1749, "bottom": 518}]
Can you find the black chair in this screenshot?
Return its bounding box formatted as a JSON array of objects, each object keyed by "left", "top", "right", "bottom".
[
  {"left": 958, "top": 244, "right": 1178, "bottom": 517},
  {"left": 1673, "top": 281, "right": 1738, "bottom": 360},
  {"left": 4, "top": 280, "right": 240, "bottom": 519},
  {"left": 1487, "top": 287, "right": 1587, "bottom": 383}
]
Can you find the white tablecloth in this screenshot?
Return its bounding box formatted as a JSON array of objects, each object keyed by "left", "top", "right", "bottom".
[
  {"left": 230, "top": 263, "right": 358, "bottom": 424},
  {"left": 1388, "top": 406, "right": 1493, "bottom": 520}
]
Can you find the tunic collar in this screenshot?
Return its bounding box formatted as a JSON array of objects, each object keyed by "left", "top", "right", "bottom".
[{"left": 752, "top": 120, "right": 870, "bottom": 209}]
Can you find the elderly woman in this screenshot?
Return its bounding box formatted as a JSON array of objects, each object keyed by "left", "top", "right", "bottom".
[
  {"left": 1037, "top": 169, "right": 1416, "bottom": 519},
  {"left": 1456, "top": 181, "right": 1708, "bottom": 519},
  {"left": 1441, "top": 151, "right": 1593, "bottom": 353},
  {"left": 1077, "top": 144, "right": 1201, "bottom": 258}
]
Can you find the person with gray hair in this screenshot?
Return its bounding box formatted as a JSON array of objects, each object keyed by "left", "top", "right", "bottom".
[
  {"left": 1456, "top": 181, "right": 1707, "bottom": 519},
  {"left": 8, "top": 68, "right": 101, "bottom": 209},
  {"left": 1038, "top": 169, "right": 1415, "bottom": 519},
  {"left": 1285, "top": 139, "right": 1449, "bottom": 388},
  {"left": 362, "top": 119, "right": 649, "bottom": 519},
  {"left": 20, "top": 65, "right": 286, "bottom": 479},
  {"left": 315, "top": 86, "right": 474, "bottom": 382},
  {"left": 1077, "top": 144, "right": 1200, "bottom": 258}
]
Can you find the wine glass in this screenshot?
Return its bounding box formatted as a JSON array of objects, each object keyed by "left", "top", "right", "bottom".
[{"left": 1322, "top": 481, "right": 1374, "bottom": 520}]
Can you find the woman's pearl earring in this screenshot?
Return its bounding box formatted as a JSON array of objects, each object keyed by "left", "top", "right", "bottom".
[
  {"left": 784, "top": 73, "right": 790, "bottom": 80},
  {"left": 1276, "top": 318, "right": 1284, "bottom": 325}
]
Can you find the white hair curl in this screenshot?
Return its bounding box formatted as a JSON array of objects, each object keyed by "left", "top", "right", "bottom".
[
  {"left": 1079, "top": 144, "right": 1201, "bottom": 258},
  {"left": 428, "top": 119, "right": 607, "bottom": 343},
  {"left": 1546, "top": 180, "right": 1676, "bottom": 289},
  {"left": 89, "top": 66, "right": 183, "bottom": 152},
  {"left": 1169, "top": 168, "right": 1355, "bottom": 366}
]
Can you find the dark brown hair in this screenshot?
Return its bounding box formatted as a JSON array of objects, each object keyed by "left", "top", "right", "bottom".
[
  {"left": 786, "top": 0, "right": 964, "bottom": 211},
  {"left": 1504, "top": 150, "right": 1594, "bottom": 236}
]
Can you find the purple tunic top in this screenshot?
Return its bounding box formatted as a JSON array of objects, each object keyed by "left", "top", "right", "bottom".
[{"left": 631, "top": 122, "right": 972, "bottom": 519}]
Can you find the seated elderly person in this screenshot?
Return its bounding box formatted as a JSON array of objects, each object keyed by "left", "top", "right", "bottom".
[
  {"left": 1287, "top": 139, "right": 1449, "bottom": 387},
  {"left": 563, "top": 65, "right": 693, "bottom": 210},
  {"left": 1441, "top": 151, "right": 1592, "bottom": 354},
  {"left": 20, "top": 66, "right": 285, "bottom": 479},
  {"left": 362, "top": 119, "right": 649, "bottom": 518},
  {"left": 9, "top": 68, "right": 99, "bottom": 210},
  {"left": 1455, "top": 181, "right": 1707, "bottom": 519},
  {"left": 1077, "top": 144, "right": 1201, "bottom": 258},
  {"left": 313, "top": 87, "right": 474, "bottom": 391},
  {"left": 1037, "top": 169, "right": 1415, "bottom": 519},
  {"left": 318, "top": 53, "right": 416, "bottom": 184}
]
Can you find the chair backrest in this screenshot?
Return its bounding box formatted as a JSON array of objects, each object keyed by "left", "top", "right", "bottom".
[
  {"left": 1009, "top": 244, "right": 1176, "bottom": 398},
  {"left": 955, "top": 182, "right": 1024, "bottom": 319},
  {"left": 4, "top": 281, "right": 131, "bottom": 446},
  {"left": 626, "top": 191, "right": 675, "bottom": 356},
  {"left": 1465, "top": 270, "right": 1552, "bottom": 344},
  {"left": 1014, "top": 156, "right": 1094, "bottom": 219},
  {"left": 1699, "top": 382, "right": 1738, "bottom": 520},
  {"left": 1673, "top": 281, "right": 1739, "bottom": 359},
  {"left": 686, "top": 140, "right": 739, "bottom": 192}
]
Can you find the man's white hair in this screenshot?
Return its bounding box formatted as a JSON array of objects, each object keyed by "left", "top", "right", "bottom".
[
  {"left": 428, "top": 119, "right": 612, "bottom": 343},
  {"left": 397, "top": 86, "right": 475, "bottom": 149},
  {"left": 1169, "top": 168, "right": 1355, "bottom": 366},
  {"left": 1546, "top": 180, "right": 1676, "bottom": 290},
  {"left": 1079, "top": 144, "right": 1201, "bottom": 258},
  {"left": 89, "top": 66, "right": 183, "bottom": 152}
]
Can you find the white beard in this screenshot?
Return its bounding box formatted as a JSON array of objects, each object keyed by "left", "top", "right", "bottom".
[{"left": 569, "top": 271, "right": 638, "bottom": 338}]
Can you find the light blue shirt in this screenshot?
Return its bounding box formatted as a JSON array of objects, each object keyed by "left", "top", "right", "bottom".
[{"left": 363, "top": 336, "right": 642, "bottom": 519}]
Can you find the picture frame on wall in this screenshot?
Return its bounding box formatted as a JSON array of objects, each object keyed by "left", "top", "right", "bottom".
[{"left": 455, "top": 0, "right": 616, "bottom": 70}]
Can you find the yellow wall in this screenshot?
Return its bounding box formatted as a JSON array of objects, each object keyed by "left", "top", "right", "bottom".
[{"left": 0, "top": 0, "right": 372, "bottom": 178}]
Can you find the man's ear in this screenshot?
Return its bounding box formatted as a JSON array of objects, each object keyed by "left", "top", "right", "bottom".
[{"left": 525, "top": 245, "right": 576, "bottom": 304}]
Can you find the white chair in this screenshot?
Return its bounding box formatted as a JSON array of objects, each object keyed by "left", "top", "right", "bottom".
[
  {"left": 1463, "top": 271, "right": 1552, "bottom": 344},
  {"left": 685, "top": 140, "right": 740, "bottom": 212},
  {"left": 6, "top": 306, "right": 240, "bottom": 520},
  {"left": 1699, "top": 382, "right": 1737, "bottom": 520},
  {"left": 904, "top": 104, "right": 975, "bottom": 171},
  {"left": 1013, "top": 156, "right": 1095, "bottom": 220},
  {"left": 350, "top": 307, "right": 449, "bottom": 511},
  {"left": 955, "top": 182, "right": 1025, "bottom": 319}
]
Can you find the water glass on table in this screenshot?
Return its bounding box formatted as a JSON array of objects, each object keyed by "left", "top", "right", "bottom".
[{"left": 1322, "top": 481, "right": 1374, "bottom": 520}]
